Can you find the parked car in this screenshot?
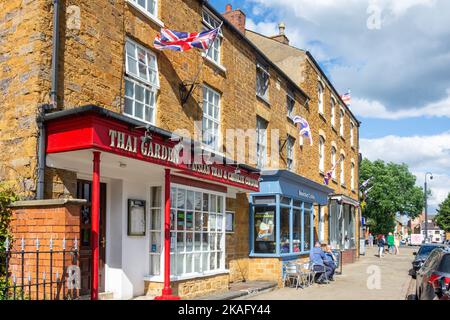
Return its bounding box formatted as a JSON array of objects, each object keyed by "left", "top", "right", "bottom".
[
  {"left": 435, "top": 279, "right": 450, "bottom": 300},
  {"left": 416, "top": 247, "right": 450, "bottom": 300},
  {"left": 409, "top": 243, "right": 447, "bottom": 278}
]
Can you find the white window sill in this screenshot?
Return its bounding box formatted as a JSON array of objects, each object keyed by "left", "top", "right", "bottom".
[
  {"left": 201, "top": 144, "right": 225, "bottom": 158},
  {"left": 122, "top": 112, "right": 156, "bottom": 126},
  {"left": 127, "top": 1, "right": 164, "bottom": 28},
  {"left": 144, "top": 269, "right": 229, "bottom": 282},
  {"left": 256, "top": 94, "right": 270, "bottom": 105},
  {"left": 202, "top": 55, "right": 227, "bottom": 74}
]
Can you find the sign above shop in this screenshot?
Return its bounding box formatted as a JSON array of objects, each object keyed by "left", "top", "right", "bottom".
[
  {"left": 298, "top": 190, "right": 315, "bottom": 201},
  {"left": 45, "top": 111, "right": 260, "bottom": 192}
]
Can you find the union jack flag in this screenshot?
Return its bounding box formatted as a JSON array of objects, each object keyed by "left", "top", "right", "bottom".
[
  {"left": 153, "top": 26, "right": 220, "bottom": 52},
  {"left": 341, "top": 90, "right": 351, "bottom": 107},
  {"left": 292, "top": 115, "right": 313, "bottom": 146},
  {"left": 324, "top": 157, "right": 342, "bottom": 185}
]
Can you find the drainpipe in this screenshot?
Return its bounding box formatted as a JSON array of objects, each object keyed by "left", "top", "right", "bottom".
[
  {"left": 36, "top": 0, "right": 60, "bottom": 199},
  {"left": 50, "top": 0, "right": 60, "bottom": 109}
]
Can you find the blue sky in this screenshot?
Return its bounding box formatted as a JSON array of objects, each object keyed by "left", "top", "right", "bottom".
[{"left": 209, "top": 0, "right": 450, "bottom": 214}]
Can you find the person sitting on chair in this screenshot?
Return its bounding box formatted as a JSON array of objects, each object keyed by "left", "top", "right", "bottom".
[
  {"left": 309, "top": 241, "right": 332, "bottom": 283},
  {"left": 323, "top": 244, "right": 337, "bottom": 281}
]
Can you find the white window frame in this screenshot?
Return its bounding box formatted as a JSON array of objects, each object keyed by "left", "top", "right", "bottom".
[
  {"left": 286, "top": 135, "right": 295, "bottom": 171},
  {"left": 167, "top": 184, "right": 227, "bottom": 280},
  {"left": 256, "top": 62, "right": 270, "bottom": 102},
  {"left": 127, "top": 0, "right": 164, "bottom": 27},
  {"left": 331, "top": 146, "right": 337, "bottom": 179},
  {"left": 256, "top": 117, "right": 268, "bottom": 169},
  {"left": 318, "top": 82, "right": 324, "bottom": 115},
  {"left": 124, "top": 39, "right": 159, "bottom": 124},
  {"left": 287, "top": 89, "right": 295, "bottom": 119},
  {"left": 202, "top": 9, "right": 224, "bottom": 68},
  {"left": 340, "top": 108, "right": 345, "bottom": 137},
  {"left": 202, "top": 85, "right": 221, "bottom": 152},
  {"left": 149, "top": 186, "right": 163, "bottom": 277},
  {"left": 319, "top": 136, "right": 325, "bottom": 173},
  {"left": 330, "top": 97, "right": 336, "bottom": 128},
  {"left": 340, "top": 155, "right": 345, "bottom": 186}
]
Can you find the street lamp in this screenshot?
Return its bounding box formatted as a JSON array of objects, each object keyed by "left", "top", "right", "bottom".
[{"left": 424, "top": 172, "right": 433, "bottom": 243}]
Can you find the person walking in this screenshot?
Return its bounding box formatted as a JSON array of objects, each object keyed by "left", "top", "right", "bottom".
[
  {"left": 377, "top": 235, "right": 385, "bottom": 258},
  {"left": 387, "top": 232, "right": 395, "bottom": 254},
  {"left": 394, "top": 234, "right": 400, "bottom": 255},
  {"left": 368, "top": 233, "right": 374, "bottom": 247}
]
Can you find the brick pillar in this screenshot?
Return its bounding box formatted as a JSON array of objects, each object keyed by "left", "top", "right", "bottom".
[{"left": 8, "top": 199, "right": 86, "bottom": 300}]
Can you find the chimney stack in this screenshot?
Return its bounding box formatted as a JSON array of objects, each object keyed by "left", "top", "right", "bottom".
[
  {"left": 270, "top": 22, "right": 290, "bottom": 45},
  {"left": 222, "top": 4, "right": 246, "bottom": 34}
]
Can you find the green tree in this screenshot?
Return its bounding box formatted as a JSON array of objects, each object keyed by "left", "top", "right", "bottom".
[
  {"left": 359, "top": 159, "right": 424, "bottom": 235},
  {"left": 435, "top": 193, "right": 450, "bottom": 232}
]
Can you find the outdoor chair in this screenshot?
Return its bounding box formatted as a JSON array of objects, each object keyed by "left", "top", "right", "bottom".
[
  {"left": 283, "top": 263, "right": 302, "bottom": 289},
  {"left": 311, "top": 263, "right": 330, "bottom": 284}
]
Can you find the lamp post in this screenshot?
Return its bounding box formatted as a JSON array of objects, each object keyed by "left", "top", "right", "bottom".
[{"left": 424, "top": 172, "right": 433, "bottom": 243}]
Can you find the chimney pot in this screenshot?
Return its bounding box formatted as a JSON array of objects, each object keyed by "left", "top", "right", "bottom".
[
  {"left": 226, "top": 4, "right": 232, "bottom": 12},
  {"left": 278, "top": 22, "right": 286, "bottom": 35}
]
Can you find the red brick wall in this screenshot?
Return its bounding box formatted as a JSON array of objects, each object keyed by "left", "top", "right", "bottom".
[{"left": 7, "top": 200, "right": 84, "bottom": 299}]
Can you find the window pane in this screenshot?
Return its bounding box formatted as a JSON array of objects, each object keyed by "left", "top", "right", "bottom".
[
  {"left": 177, "top": 211, "right": 185, "bottom": 230},
  {"left": 202, "top": 252, "right": 208, "bottom": 272},
  {"left": 202, "top": 213, "right": 208, "bottom": 231},
  {"left": 150, "top": 232, "right": 161, "bottom": 253},
  {"left": 176, "top": 254, "right": 184, "bottom": 275},
  {"left": 209, "top": 233, "right": 216, "bottom": 250},
  {"left": 135, "top": 102, "right": 144, "bottom": 119},
  {"left": 186, "top": 211, "right": 193, "bottom": 231},
  {"left": 186, "top": 254, "right": 193, "bottom": 274},
  {"left": 186, "top": 191, "right": 194, "bottom": 210},
  {"left": 194, "top": 233, "right": 201, "bottom": 251},
  {"left": 210, "top": 195, "right": 217, "bottom": 212},
  {"left": 217, "top": 196, "right": 223, "bottom": 213},
  {"left": 209, "top": 214, "right": 216, "bottom": 231},
  {"left": 195, "top": 212, "right": 202, "bottom": 231},
  {"left": 210, "top": 252, "right": 216, "bottom": 270},
  {"left": 280, "top": 207, "right": 290, "bottom": 254},
  {"left": 293, "top": 209, "right": 302, "bottom": 252},
  {"left": 177, "top": 189, "right": 185, "bottom": 209},
  {"left": 127, "top": 57, "right": 137, "bottom": 76},
  {"left": 151, "top": 186, "right": 161, "bottom": 207},
  {"left": 170, "top": 209, "right": 176, "bottom": 230},
  {"left": 124, "top": 97, "right": 133, "bottom": 115},
  {"left": 202, "top": 233, "right": 209, "bottom": 251},
  {"left": 186, "top": 232, "right": 193, "bottom": 252},
  {"left": 304, "top": 211, "right": 311, "bottom": 251},
  {"left": 125, "top": 79, "right": 134, "bottom": 97},
  {"left": 150, "top": 209, "right": 160, "bottom": 231},
  {"left": 149, "top": 255, "right": 160, "bottom": 275},
  {"left": 195, "top": 192, "right": 202, "bottom": 210},
  {"left": 202, "top": 193, "right": 209, "bottom": 211},
  {"left": 254, "top": 206, "right": 276, "bottom": 254},
  {"left": 177, "top": 232, "right": 185, "bottom": 252}
]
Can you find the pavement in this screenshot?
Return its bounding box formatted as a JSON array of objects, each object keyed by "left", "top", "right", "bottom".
[{"left": 239, "top": 246, "right": 417, "bottom": 300}]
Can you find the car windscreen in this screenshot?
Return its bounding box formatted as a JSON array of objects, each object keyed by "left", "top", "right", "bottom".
[
  {"left": 438, "top": 254, "right": 450, "bottom": 273},
  {"left": 418, "top": 246, "right": 440, "bottom": 256}
]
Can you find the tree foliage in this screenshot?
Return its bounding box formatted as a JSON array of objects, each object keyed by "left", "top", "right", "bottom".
[
  {"left": 359, "top": 159, "right": 424, "bottom": 235},
  {"left": 436, "top": 193, "right": 450, "bottom": 232}
]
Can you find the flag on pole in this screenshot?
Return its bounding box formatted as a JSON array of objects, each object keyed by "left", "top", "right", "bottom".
[
  {"left": 153, "top": 26, "right": 220, "bottom": 52},
  {"left": 292, "top": 115, "right": 313, "bottom": 146},
  {"left": 360, "top": 177, "right": 373, "bottom": 190},
  {"left": 324, "top": 157, "right": 342, "bottom": 185},
  {"left": 341, "top": 90, "right": 351, "bottom": 107}
]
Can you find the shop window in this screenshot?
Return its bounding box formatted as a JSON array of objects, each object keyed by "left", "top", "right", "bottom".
[
  {"left": 279, "top": 207, "right": 290, "bottom": 253},
  {"left": 149, "top": 186, "right": 162, "bottom": 276},
  {"left": 202, "top": 9, "right": 223, "bottom": 66},
  {"left": 124, "top": 39, "right": 159, "bottom": 124},
  {"left": 202, "top": 85, "right": 221, "bottom": 151},
  {"left": 254, "top": 206, "right": 276, "bottom": 254},
  {"left": 293, "top": 209, "right": 302, "bottom": 252},
  {"left": 170, "top": 186, "right": 225, "bottom": 277},
  {"left": 304, "top": 206, "right": 312, "bottom": 251}
]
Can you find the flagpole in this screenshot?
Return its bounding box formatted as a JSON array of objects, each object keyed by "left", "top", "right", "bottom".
[{"left": 181, "top": 21, "right": 223, "bottom": 105}]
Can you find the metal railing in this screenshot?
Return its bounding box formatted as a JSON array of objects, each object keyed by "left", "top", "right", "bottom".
[{"left": 1, "top": 237, "right": 80, "bottom": 300}]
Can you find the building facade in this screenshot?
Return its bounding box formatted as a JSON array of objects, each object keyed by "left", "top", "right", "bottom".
[{"left": 1, "top": 0, "right": 360, "bottom": 299}]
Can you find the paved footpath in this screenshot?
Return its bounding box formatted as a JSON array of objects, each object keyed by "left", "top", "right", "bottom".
[{"left": 239, "top": 246, "right": 416, "bottom": 300}]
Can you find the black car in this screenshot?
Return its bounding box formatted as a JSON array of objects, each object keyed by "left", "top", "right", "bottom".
[
  {"left": 416, "top": 247, "right": 450, "bottom": 300},
  {"left": 409, "top": 243, "right": 447, "bottom": 278}
]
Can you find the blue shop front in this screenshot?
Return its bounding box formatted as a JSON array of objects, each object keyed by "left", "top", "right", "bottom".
[{"left": 249, "top": 170, "right": 333, "bottom": 263}]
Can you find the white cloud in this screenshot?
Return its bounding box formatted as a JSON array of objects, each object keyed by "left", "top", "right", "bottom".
[
  {"left": 245, "top": 0, "right": 450, "bottom": 114},
  {"left": 352, "top": 89, "right": 450, "bottom": 119},
  {"left": 361, "top": 132, "right": 450, "bottom": 211}
]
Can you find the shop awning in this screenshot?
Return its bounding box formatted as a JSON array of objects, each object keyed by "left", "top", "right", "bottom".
[{"left": 44, "top": 105, "right": 260, "bottom": 192}]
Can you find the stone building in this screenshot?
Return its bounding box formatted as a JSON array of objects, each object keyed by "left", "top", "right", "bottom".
[
  {"left": 246, "top": 22, "right": 361, "bottom": 261},
  {"left": 1, "top": 0, "right": 359, "bottom": 299}
]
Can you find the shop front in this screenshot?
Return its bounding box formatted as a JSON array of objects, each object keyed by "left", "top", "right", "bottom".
[
  {"left": 328, "top": 194, "right": 360, "bottom": 264},
  {"left": 43, "top": 105, "right": 260, "bottom": 299},
  {"left": 248, "top": 170, "right": 333, "bottom": 285}
]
